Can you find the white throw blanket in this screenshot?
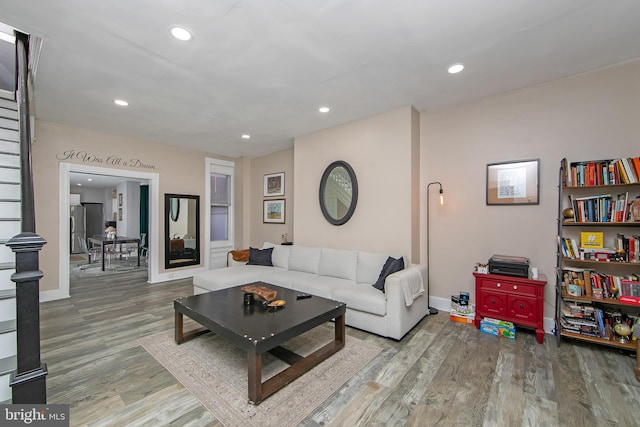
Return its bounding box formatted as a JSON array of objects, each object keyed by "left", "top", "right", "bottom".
[{"left": 401, "top": 269, "right": 425, "bottom": 306}]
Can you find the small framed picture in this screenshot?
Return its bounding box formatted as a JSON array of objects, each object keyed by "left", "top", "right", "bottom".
[
  {"left": 263, "top": 199, "right": 285, "bottom": 224},
  {"left": 264, "top": 172, "right": 285, "bottom": 197},
  {"left": 486, "top": 159, "right": 539, "bottom": 205},
  {"left": 118, "top": 193, "right": 123, "bottom": 206},
  {"left": 118, "top": 208, "right": 123, "bottom": 221}
]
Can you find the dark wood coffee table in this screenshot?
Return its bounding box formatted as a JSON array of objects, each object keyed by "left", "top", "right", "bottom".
[{"left": 174, "top": 282, "right": 346, "bottom": 404}]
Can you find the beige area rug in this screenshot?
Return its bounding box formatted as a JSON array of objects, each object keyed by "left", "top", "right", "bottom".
[{"left": 139, "top": 325, "right": 382, "bottom": 427}]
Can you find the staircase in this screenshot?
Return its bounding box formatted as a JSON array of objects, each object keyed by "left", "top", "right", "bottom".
[{"left": 0, "top": 89, "right": 19, "bottom": 404}]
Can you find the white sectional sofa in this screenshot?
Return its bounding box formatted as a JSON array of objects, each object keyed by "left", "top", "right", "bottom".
[{"left": 192, "top": 243, "right": 430, "bottom": 340}]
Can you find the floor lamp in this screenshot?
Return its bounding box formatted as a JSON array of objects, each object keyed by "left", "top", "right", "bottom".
[{"left": 426, "top": 181, "right": 444, "bottom": 315}]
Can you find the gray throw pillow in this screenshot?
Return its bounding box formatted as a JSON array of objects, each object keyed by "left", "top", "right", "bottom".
[
  {"left": 372, "top": 256, "right": 404, "bottom": 292},
  {"left": 247, "top": 247, "right": 273, "bottom": 266}
]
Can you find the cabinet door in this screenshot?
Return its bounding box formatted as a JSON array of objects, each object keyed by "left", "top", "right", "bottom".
[
  {"left": 479, "top": 291, "right": 507, "bottom": 317},
  {"left": 509, "top": 295, "right": 537, "bottom": 324}
]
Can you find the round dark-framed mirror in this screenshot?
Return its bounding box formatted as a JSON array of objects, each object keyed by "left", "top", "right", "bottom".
[{"left": 319, "top": 160, "right": 358, "bottom": 225}]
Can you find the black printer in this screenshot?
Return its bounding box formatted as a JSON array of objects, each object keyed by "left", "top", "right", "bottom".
[{"left": 488, "top": 254, "right": 530, "bottom": 278}]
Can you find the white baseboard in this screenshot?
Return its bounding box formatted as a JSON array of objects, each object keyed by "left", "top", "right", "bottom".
[
  {"left": 40, "top": 288, "right": 70, "bottom": 303},
  {"left": 152, "top": 266, "right": 206, "bottom": 283},
  {"left": 429, "top": 295, "right": 555, "bottom": 335}
]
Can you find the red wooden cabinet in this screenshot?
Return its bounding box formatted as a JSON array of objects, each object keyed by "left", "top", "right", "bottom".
[{"left": 473, "top": 272, "right": 547, "bottom": 344}]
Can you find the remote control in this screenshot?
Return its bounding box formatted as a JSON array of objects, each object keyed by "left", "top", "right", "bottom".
[{"left": 296, "top": 293, "right": 312, "bottom": 300}]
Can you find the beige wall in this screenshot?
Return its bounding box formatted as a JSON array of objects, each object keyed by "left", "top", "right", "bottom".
[
  {"left": 421, "top": 59, "right": 640, "bottom": 320},
  {"left": 248, "top": 148, "right": 294, "bottom": 247},
  {"left": 33, "top": 120, "right": 232, "bottom": 292},
  {"left": 293, "top": 106, "right": 419, "bottom": 259}
]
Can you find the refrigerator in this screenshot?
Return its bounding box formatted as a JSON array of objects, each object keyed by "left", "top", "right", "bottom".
[{"left": 70, "top": 203, "right": 103, "bottom": 254}]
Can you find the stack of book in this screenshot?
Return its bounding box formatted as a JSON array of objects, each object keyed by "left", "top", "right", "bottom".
[
  {"left": 560, "top": 300, "right": 602, "bottom": 338},
  {"left": 449, "top": 293, "right": 475, "bottom": 324},
  {"left": 562, "top": 157, "right": 640, "bottom": 187},
  {"left": 567, "top": 192, "right": 631, "bottom": 223}
]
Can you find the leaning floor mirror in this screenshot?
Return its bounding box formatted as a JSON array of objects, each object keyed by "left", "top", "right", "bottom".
[{"left": 165, "top": 193, "right": 200, "bottom": 269}]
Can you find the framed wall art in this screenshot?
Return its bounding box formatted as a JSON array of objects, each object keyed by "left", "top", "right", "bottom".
[
  {"left": 264, "top": 172, "right": 285, "bottom": 197},
  {"left": 263, "top": 199, "right": 285, "bottom": 224},
  {"left": 486, "top": 159, "right": 539, "bottom": 205}
]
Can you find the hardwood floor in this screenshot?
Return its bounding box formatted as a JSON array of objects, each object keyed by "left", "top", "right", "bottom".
[{"left": 40, "top": 272, "right": 640, "bottom": 426}]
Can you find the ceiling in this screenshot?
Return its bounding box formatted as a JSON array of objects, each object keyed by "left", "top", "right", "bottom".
[{"left": 1, "top": 1, "right": 640, "bottom": 159}]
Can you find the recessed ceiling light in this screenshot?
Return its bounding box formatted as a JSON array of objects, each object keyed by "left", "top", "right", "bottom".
[
  {"left": 319, "top": 107, "right": 330, "bottom": 113},
  {"left": 448, "top": 63, "right": 465, "bottom": 74},
  {"left": 77, "top": 183, "right": 81, "bottom": 186},
  {"left": 241, "top": 134, "right": 251, "bottom": 139},
  {"left": 114, "top": 99, "right": 128, "bottom": 106},
  {"left": 171, "top": 26, "right": 192, "bottom": 41},
  {"left": 87, "top": 178, "right": 92, "bottom": 181}
]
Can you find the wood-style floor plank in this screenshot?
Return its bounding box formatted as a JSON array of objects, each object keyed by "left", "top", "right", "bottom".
[{"left": 37, "top": 269, "right": 640, "bottom": 426}]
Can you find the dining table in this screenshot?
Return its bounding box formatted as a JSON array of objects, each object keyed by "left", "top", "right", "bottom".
[{"left": 88, "top": 235, "right": 141, "bottom": 271}]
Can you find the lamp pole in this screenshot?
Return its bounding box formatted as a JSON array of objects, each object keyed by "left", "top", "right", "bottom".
[{"left": 426, "top": 181, "right": 443, "bottom": 315}]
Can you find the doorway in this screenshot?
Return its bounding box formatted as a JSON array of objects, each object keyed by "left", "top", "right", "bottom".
[{"left": 58, "top": 163, "right": 160, "bottom": 299}]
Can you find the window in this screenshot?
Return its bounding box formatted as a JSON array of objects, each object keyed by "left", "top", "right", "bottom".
[
  {"left": 211, "top": 173, "right": 230, "bottom": 241},
  {"left": 206, "top": 158, "right": 234, "bottom": 252}
]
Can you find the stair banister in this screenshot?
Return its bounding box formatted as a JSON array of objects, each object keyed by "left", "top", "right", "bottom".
[{"left": 7, "top": 30, "right": 48, "bottom": 404}]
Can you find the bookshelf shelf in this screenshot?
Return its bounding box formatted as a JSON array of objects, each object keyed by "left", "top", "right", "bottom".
[
  {"left": 562, "top": 221, "right": 639, "bottom": 227},
  {"left": 562, "top": 258, "right": 640, "bottom": 267},
  {"left": 560, "top": 330, "right": 636, "bottom": 351},
  {"left": 563, "top": 183, "right": 638, "bottom": 190},
  {"left": 556, "top": 157, "right": 640, "bottom": 355},
  {"left": 562, "top": 293, "right": 640, "bottom": 308}
]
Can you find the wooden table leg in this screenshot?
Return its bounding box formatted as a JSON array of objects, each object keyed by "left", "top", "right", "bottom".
[
  {"left": 175, "top": 311, "right": 184, "bottom": 344},
  {"left": 335, "top": 313, "right": 345, "bottom": 344},
  {"left": 248, "top": 352, "right": 262, "bottom": 403}
]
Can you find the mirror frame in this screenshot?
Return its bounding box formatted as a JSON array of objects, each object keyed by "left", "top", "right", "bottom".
[
  {"left": 165, "top": 193, "right": 200, "bottom": 269},
  {"left": 319, "top": 160, "right": 358, "bottom": 226}
]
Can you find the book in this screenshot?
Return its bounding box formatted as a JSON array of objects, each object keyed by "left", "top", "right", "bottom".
[
  {"left": 621, "top": 157, "right": 638, "bottom": 183},
  {"left": 580, "top": 232, "right": 603, "bottom": 249},
  {"left": 632, "top": 157, "right": 640, "bottom": 180},
  {"left": 617, "top": 159, "right": 630, "bottom": 184},
  {"left": 619, "top": 295, "right": 640, "bottom": 305}
]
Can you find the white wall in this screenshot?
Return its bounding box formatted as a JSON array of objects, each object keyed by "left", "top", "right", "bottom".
[
  {"left": 421, "top": 59, "right": 640, "bottom": 320},
  {"left": 248, "top": 149, "right": 294, "bottom": 247},
  {"left": 293, "top": 106, "right": 419, "bottom": 259}
]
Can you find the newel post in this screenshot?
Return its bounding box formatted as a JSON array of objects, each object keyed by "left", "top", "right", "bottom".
[{"left": 7, "top": 232, "right": 48, "bottom": 403}]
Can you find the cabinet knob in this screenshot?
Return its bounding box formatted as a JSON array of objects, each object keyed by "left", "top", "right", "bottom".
[
  {"left": 519, "top": 303, "right": 524, "bottom": 309},
  {"left": 497, "top": 283, "right": 501, "bottom": 288},
  {"left": 491, "top": 299, "right": 496, "bottom": 304},
  {"left": 513, "top": 285, "right": 518, "bottom": 290}
]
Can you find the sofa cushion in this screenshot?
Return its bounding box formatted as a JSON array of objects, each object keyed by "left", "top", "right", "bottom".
[
  {"left": 293, "top": 275, "right": 355, "bottom": 300},
  {"left": 193, "top": 265, "right": 281, "bottom": 291},
  {"left": 259, "top": 270, "right": 316, "bottom": 289},
  {"left": 318, "top": 248, "right": 358, "bottom": 281},
  {"left": 247, "top": 247, "right": 273, "bottom": 266},
  {"left": 332, "top": 286, "right": 387, "bottom": 316},
  {"left": 229, "top": 249, "right": 250, "bottom": 262},
  {"left": 271, "top": 245, "right": 291, "bottom": 269},
  {"left": 357, "top": 251, "right": 389, "bottom": 284},
  {"left": 288, "top": 246, "right": 321, "bottom": 274},
  {"left": 372, "top": 256, "right": 405, "bottom": 292}
]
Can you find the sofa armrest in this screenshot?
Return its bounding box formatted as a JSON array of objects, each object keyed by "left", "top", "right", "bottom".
[{"left": 384, "top": 264, "right": 428, "bottom": 306}]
